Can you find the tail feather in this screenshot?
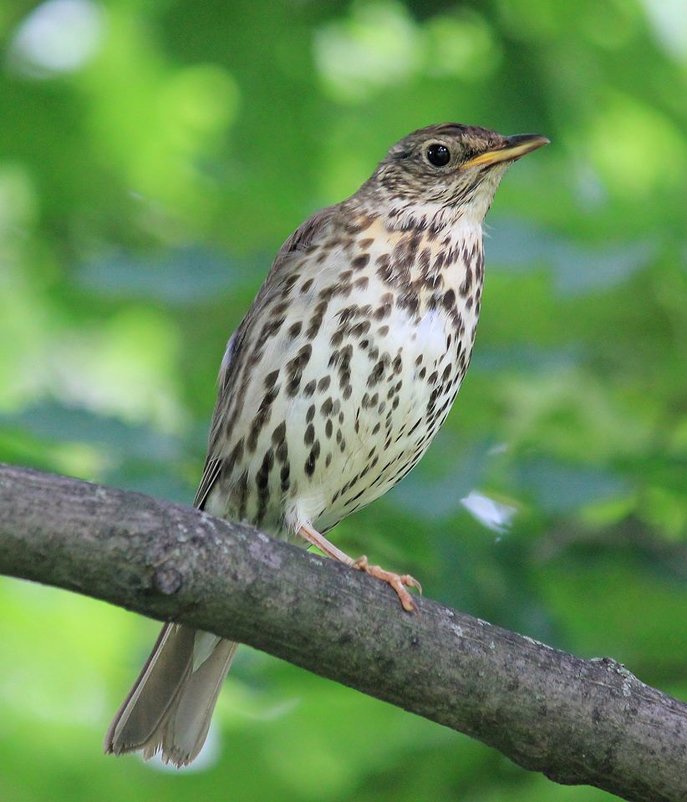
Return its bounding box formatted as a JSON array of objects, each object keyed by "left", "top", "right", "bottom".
[
  {"left": 155, "top": 637, "right": 238, "bottom": 765},
  {"left": 105, "top": 623, "right": 237, "bottom": 767}
]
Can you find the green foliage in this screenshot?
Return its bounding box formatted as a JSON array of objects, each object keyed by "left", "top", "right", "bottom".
[{"left": 1, "top": 0, "right": 686, "bottom": 799}]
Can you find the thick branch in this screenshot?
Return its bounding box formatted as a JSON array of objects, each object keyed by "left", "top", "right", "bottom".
[{"left": 0, "top": 464, "right": 685, "bottom": 801}]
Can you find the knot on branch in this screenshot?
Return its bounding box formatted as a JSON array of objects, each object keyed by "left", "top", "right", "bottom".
[{"left": 152, "top": 565, "right": 183, "bottom": 595}]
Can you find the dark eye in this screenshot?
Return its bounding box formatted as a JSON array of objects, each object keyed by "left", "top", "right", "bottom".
[{"left": 426, "top": 143, "right": 451, "bottom": 167}]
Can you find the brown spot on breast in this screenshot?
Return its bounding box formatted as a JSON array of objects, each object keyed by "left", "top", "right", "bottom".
[
  {"left": 338, "top": 305, "right": 359, "bottom": 325},
  {"left": 475, "top": 248, "right": 484, "bottom": 280},
  {"left": 255, "top": 448, "right": 274, "bottom": 491},
  {"left": 280, "top": 462, "right": 290, "bottom": 491},
  {"left": 257, "top": 316, "right": 286, "bottom": 347},
  {"left": 351, "top": 320, "right": 370, "bottom": 338},
  {"left": 432, "top": 251, "right": 446, "bottom": 272},
  {"left": 376, "top": 253, "right": 393, "bottom": 283},
  {"left": 418, "top": 246, "right": 431, "bottom": 276},
  {"left": 459, "top": 266, "right": 473, "bottom": 297},
  {"left": 260, "top": 385, "right": 279, "bottom": 409},
  {"left": 247, "top": 404, "right": 272, "bottom": 452},
  {"left": 306, "top": 300, "right": 328, "bottom": 340},
  {"left": 398, "top": 290, "right": 419, "bottom": 315},
  {"left": 345, "top": 213, "right": 375, "bottom": 235},
  {"left": 285, "top": 344, "right": 312, "bottom": 396},
  {"left": 272, "top": 421, "right": 286, "bottom": 448},
  {"left": 281, "top": 274, "right": 299, "bottom": 297},
  {"left": 367, "top": 360, "right": 386, "bottom": 387},
  {"left": 221, "top": 438, "right": 244, "bottom": 478},
  {"left": 305, "top": 440, "right": 321, "bottom": 476},
  {"left": 264, "top": 369, "right": 280, "bottom": 390},
  {"left": 235, "top": 470, "right": 249, "bottom": 519},
  {"left": 374, "top": 293, "right": 393, "bottom": 320}
]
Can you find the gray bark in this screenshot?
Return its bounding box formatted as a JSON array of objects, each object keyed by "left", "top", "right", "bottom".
[{"left": 0, "top": 462, "right": 685, "bottom": 801}]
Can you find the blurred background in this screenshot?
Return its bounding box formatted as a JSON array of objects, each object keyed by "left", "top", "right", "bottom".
[{"left": 1, "top": 0, "right": 686, "bottom": 800}]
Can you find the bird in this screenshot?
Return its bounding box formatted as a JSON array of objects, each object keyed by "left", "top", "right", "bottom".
[{"left": 104, "top": 122, "right": 548, "bottom": 767}]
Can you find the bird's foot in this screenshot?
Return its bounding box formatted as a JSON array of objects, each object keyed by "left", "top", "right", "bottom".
[
  {"left": 296, "top": 524, "right": 422, "bottom": 612},
  {"left": 352, "top": 555, "right": 422, "bottom": 612}
]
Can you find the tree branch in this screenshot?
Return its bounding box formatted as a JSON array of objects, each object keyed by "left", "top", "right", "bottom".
[{"left": 0, "top": 463, "right": 685, "bottom": 801}]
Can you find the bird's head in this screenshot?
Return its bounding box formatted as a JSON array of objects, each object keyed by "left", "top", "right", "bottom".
[{"left": 364, "top": 123, "right": 549, "bottom": 229}]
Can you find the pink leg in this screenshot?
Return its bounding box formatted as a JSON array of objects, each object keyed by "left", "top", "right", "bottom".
[{"left": 298, "top": 523, "right": 422, "bottom": 612}]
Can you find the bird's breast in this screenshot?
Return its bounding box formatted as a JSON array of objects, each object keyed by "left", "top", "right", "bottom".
[
  {"left": 286, "top": 251, "right": 482, "bottom": 532},
  {"left": 207, "top": 218, "right": 485, "bottom": 538}
]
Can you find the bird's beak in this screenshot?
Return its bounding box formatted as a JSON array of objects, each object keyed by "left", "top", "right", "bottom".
[{"left": 462, "top": 134, "right": 550, "bottom": 169}]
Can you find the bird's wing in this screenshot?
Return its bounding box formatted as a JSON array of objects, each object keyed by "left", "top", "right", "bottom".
[
  {"left": 193, "top": 333, "right": 237, "bottom": 509},
  {"left": 270, "top": 204, "right": 338, "bottom": 274},
  {"left": 193, "top": 204, "right": 339, "bottom": 511}
]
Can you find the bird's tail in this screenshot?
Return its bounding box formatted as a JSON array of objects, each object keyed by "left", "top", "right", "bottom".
[{"left": 104, "top": 623, "right": 238, "bottom": 767}]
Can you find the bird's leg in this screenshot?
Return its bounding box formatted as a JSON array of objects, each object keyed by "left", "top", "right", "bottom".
[
  {"left": 297, "top": 523, "right": 421, "bottom": 612},
  {"left": 350, "top": 555, "right": 422, "bottom": 612}
]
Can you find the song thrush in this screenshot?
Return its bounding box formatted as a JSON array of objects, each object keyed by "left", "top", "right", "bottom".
[{"left": 105, "top": 122, "right": 548, "bottom": 766}]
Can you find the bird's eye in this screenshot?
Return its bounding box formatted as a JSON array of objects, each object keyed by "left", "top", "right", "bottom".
[{"left": 426, "top": 143, "right": 451, "bottom": 167}]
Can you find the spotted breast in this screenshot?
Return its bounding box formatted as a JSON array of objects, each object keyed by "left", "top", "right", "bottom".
[{"left": 201, "top": 211, "right": 484, "bottom": 538}]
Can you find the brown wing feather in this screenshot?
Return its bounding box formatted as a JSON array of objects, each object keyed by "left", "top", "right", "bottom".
[
  {"left": 193, "top": 204, "right": 339, "bottom": 511},
  {"left": 270, "top": 204, "right": 338, "bottom": 274}
]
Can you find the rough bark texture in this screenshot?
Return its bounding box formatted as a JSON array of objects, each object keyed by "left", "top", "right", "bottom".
[{"left": 0, "top": 462, "right": 685, "bottom": 801}]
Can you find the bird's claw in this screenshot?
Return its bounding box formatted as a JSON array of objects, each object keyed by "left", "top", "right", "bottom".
[{"left": 352, "top": 555, "right": 422, "bottom": 612}]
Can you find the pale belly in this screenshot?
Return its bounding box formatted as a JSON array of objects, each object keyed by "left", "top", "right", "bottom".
[{"left": 283, "top": 300, "right": 474, "bottom": 533}]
